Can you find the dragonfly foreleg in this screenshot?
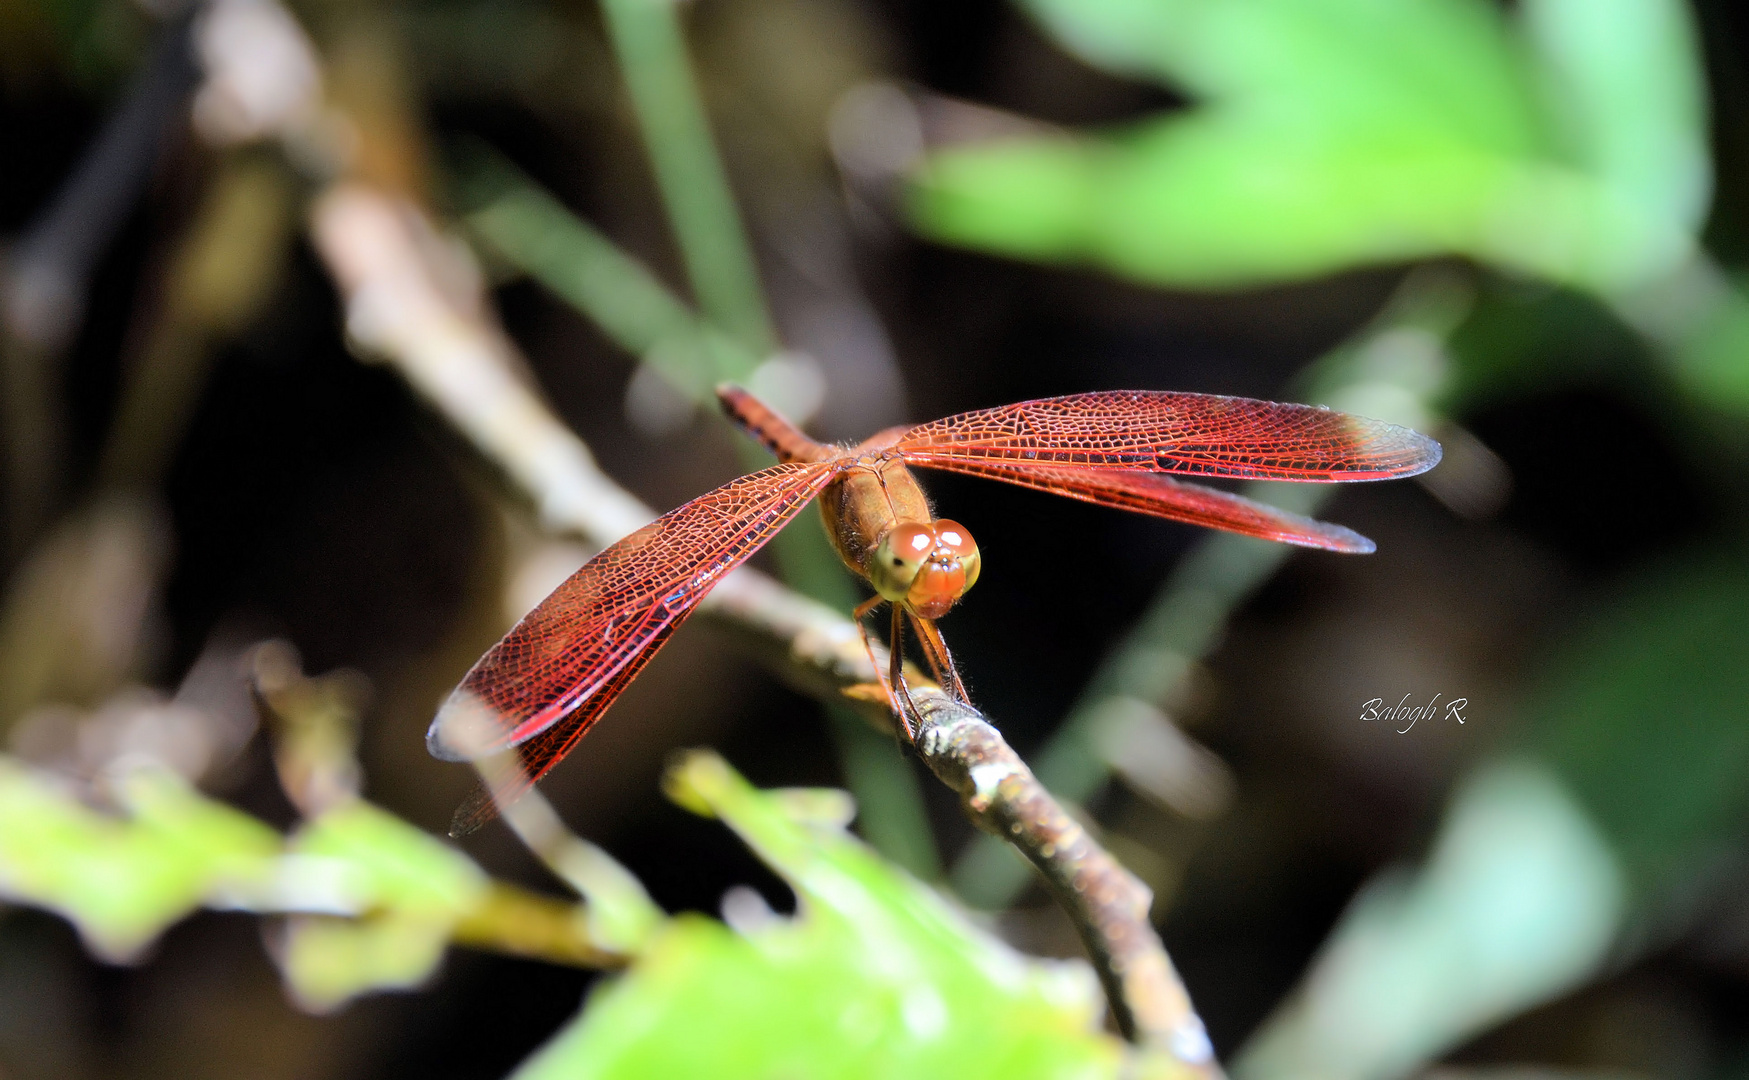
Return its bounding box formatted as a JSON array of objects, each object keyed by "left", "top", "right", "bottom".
[
  {"left": 852, "top": 595, "right": 906, "bottom": 735},
  {"left": 889, "top": 604, "right": 924, "bottom": 742},
  {"left": 907, "top": 612, "right": 968, "bottom": 704}
]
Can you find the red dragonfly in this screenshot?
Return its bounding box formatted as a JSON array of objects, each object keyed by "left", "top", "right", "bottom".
[{"left": 429, "top": 386, "right": 1440, "bottom": 832}]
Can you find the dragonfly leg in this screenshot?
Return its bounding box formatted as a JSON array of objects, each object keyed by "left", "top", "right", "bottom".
[
  {"left": 889, "top": 604, "right": 923, "bottom": 742},
  {"left": 907, "top": 612, "right": 969, "bottom": 704},
  {"left": 852, "top": 595, "right": 904, "bottom": 723},
  {"left": 850, "top": 595, "right": 927, "bottom": 740}
]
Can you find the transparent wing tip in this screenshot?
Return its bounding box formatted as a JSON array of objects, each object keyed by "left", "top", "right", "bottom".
[
  {"left": 448, "top": 783, "right": 499, "bottom": 837},
  {"left": 426, "top": 688, "right": 501, "bottom": 762},
  {"left": 1403, "top": 428, "right": 1443, "bottom": 477},
  {"left": 1348, "top": 421, "right": 1442, "bottom": 479},
  {"left": 1324, "top": 524, "right": 1377, "bottom": 555},
  {"left": 1276, "top": 517, "right": 1376, "bottom": 554}
]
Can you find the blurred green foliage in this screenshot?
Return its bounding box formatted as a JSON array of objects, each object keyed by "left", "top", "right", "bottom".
[
  {"left": 513, "top": 750, "right": 1142, "bottom": 1080},
  {"left": 1235, "top": 760, "right": 1627, "bottom": 1080},
  {"left": 1524, "top": 551, "right": 1749, "bottom": 912},
  {"left": 910, "top": 0, "right": 1704, "bottom": 297},
  {"left": 907, "top": 0, "right": 1749, "bottom": 412},
  {"left": 0, "top": 758, "right": 494, "bottom": 1010},
  {"left": 0, "top": 747, "right": 1163, "bottom": 1076},
  {"left": 278, "top": 800, "right": 488, "bottom": 1012},
  {"left": 598, "top": 0, "right": 777, "bottom": 354},
  {"left": 1237, "top": 552, "right": 1749, "bottom": 1080},
  {"left": 0, "top": 758, "right": 277, "bottom": 961},
  {"left": 457, "top": 154, "right": 759, "bottom": 407}
]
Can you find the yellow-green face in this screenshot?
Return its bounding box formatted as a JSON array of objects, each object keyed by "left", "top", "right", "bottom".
[{"left": 867, "top": 519, "right": 982, "bottom": 619}]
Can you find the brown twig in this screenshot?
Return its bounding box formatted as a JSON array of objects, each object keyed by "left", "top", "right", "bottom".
[{"left": 906, "top": 687, "right": 1219, "bottom": 1074}]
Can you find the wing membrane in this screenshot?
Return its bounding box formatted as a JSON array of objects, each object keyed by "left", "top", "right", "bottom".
[
  {"left": 915, "top": 460, "right": 1375, "bottom": 552},
  {"left": 429, "top": 460, "right": 841, "bottom": 830},
  {"left": 895, "top": 391, "right": 1441, "bottom": 481}
]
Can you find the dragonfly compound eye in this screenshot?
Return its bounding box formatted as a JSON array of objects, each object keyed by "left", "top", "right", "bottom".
[
  {"left": 929, "top": 519, "right": 980, "bottom": 592},
  {"left": 905, "top": 519, "right": 980, "bottom": 619},
  {"left": 869, "top": 521, "right": 937, "bottom": 602}
]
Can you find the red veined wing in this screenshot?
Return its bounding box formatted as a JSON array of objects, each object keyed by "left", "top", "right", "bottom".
[
  {"left": 429, "top": 460, "right": 842, "bottom": 834},
  {"left": 893, "top": 391, "right": 1441, "bottom": 481},
  {"left": 914, "top": 461, "right": 1374, "bottom": 553}
]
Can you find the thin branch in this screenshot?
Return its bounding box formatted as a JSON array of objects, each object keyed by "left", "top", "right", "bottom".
[
  {"left": 907, "top": 687, "right": 1220, "bottom": 1074},
  {"left": 218, "top": 862, "right": 634, "bottom": 972},
  {"left": 327, "top": 172, "right": 944, "bottom": 875},
  {"left": 312, "top": 184, "right": 656, "bottom": 545},
  {"left": 467, "top": 731, "right": 666, "bottom": 954}
]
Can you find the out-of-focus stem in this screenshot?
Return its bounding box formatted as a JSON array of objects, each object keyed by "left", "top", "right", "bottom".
[
  {"left": 597, "top": 0, "right": 775, "bottom": 354},
  {"left": 313, "top": 184, "right": 655, "bottom": 543},
  {"left": 449, "top": 881, "right": 632, "bottom": 968},
  {"left": 483, "top": 763, "right": 664, "bottom": 953},
  {"left": 1, "top": 12, "right": 201, "bottom": 561},
  {"left": 462, "top": 167, "right": 753, "bottom": 395}
]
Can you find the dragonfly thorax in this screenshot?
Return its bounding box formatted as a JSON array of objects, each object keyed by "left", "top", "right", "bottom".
[{"left": 868, "top": 520, "right": 982, "bottom": 619}]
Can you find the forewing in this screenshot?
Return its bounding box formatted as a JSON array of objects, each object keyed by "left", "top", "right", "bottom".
[
  {"left": 895, "top": 391, "right": 1441, "bottom": 481},
  {"left": 920, "top": 461, "right": 1375, "bottom": 553},
  {"left": 428, "top": 461, "right": 840, "bottom": 825}
]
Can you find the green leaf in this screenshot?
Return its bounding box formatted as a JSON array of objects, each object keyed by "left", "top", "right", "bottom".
[
  {"left": 912, "top": 113, "right": 1676, "bottom": 292},
  {"left": 908, "top": 0, "right": 1707, "bottom": 296},
  {"left": 1015, "top": 0, "right": 1542, "bottom": 153},
  {"left": 1669, "top": 286, "right": 1749, "bottom": 410},
  {"left": 512, "top": 752, "right": 1128, "bottom": 1080},
  {"left": 1520, "top": 0, "right": 1710, "bottom": 231}
]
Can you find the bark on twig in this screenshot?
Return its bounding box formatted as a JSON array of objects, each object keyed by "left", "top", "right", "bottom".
[{"left": 906, "top": 687, "right": 1219, "bottom": 1074}]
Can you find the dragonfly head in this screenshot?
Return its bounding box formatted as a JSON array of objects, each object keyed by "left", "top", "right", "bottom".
[{"left": 869, "top": 519, "right": 981, "bottom": 619}]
